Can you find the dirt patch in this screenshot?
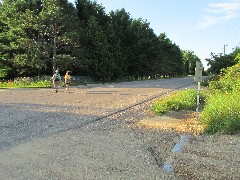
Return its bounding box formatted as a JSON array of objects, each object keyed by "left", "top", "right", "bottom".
[{"left": 133, "top": 110, "right": 204, "bottom": 134}]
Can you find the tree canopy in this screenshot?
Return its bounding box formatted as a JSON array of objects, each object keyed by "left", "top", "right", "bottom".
[
  {"left": 182, "top": 50, "right": 201, "bottom": 75},
  {"left": 206, "top": 51, "right": 237, "bottom": 74},
  {"left": 0, "top": 0, "right": 203, "bottom": 81}
]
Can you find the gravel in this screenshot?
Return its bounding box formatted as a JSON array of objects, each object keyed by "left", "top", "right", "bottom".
[{"left": 0, "top": 76, "right": 239, "bottom": 179}]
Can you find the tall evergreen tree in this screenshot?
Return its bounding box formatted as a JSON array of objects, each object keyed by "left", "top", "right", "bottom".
[
  {"left": 39, "top": 0, "right": 80, "bottom": 71},
  {"left": 0, "top": 0, "right": 44, "bottom": 76},
  {"left": 0, "top": 0, "right": 80, "bottom": 77},
  {"left": 76, "top": 0, "right": 127, "bottom": 80},
  {"left": 157, "top": 33, "right": 184, "bottom": 77},
  {"left": 182, "top": 50, "right": 201, "bottom": 75},
  {"left": 76, "top": 0, "right": 109, "bottom": 27},
  {"left": 127, "top": 18, "right": 159, "bottom": 79}
]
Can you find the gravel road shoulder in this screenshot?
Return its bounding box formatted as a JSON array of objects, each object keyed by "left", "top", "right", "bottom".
[
  {"left": 0, "top": 78, "right": 239, "bottom": 179},
  {"left": 0, "top": 98, "right": 239, "bottom": 179},
  {"left": 0, "top": 99, "right": 176, "bottom": 179}
]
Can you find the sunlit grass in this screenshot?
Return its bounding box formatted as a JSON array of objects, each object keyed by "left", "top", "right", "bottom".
[
  {"left": 151, "top": 89, "right": 206, "bottom": 115},
  {"left": 0, "top": 76, "right": 53, "bottom": 88},
  {"left": 201, "top": 91, "right": 240, "bottom": 134}
]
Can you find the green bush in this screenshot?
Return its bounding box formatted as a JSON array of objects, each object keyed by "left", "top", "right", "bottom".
[
  {"left": 209, "top": 63, "right": 240, "bottom": 93},
  {"left": 0, "top": 76, "right": 52, "bottom": 88},
  {"left": 200, "top": 63, "right": 240, "bottom": 134},
  {"left": 201, "top": 92, "right": 240, "bottom": 134},
  {"left": 151, "top": 89, "right": 206, "bottom": 115},
  {"left": 0, "top": 75, "right": 94, "bottom": 88},
  {"left": 0, "top": 67, "right": 10, "bottom": 78},
  {"left": 200, "top": 75, "right": 217, "bottom": 87},
  {"left": 0, "top": 81, "right": 14, "bottom": 88}
]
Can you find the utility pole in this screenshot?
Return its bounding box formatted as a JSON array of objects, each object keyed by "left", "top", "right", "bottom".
[{"left": 224, "top": 44, "right": 228, "bottom": 55}]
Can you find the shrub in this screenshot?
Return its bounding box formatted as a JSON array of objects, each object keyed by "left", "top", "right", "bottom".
[
  {"left": 209, "top": 63, "right": 240, "bottom": 93},
  {"left": 200, "top": 75, "right": 217, "bottom": 87},
  {"left": 0, "top": 68, "right": 10, "bottom": 78},
  {"left": 0, "top": 80, "right": 14, "bottom": 88},
  {"left": 151, "top": 89, "right": 206, "bottom": 115},
  {"left": 0, "top": 76, "right": 52, "bottom": 88},
  {"left": 201, "top": 92, "right": 240, "bottom": 134},
  {"left": 200, "top": 62, "right": 240, "bottom": 134}
]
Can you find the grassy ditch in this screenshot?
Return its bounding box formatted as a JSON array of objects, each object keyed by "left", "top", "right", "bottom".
[
  {"left": 200, "top": 63, "right": 240, "bottom": 134},
  {"left": 151, "top": 89, "right": 206, "bottom": 115},
  {"left": 151, "top": 86, "right": 240, "bottom": 134},
  {"left": 201, "top": 92, "right": 240, "bottom": 134}
]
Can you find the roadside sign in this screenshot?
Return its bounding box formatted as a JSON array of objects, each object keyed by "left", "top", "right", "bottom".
[
  {"left": 194, "top": 61, "right": 203, "bottom": 133},
  {"left": 194, "top": 61, "right": 203, "bottom": 83}
]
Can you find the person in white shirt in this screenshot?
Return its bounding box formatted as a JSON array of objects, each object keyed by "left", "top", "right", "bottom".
[{"left": 52, "top": 70, "right": 61, "bottom": 93}]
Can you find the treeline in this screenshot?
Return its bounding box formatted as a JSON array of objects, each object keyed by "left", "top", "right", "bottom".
[
  {"left": 0, "top": 0, "right": 200, "bottom": 81},
  {"left": 205, "top": 47, "right": 240, "bottom": 74}
]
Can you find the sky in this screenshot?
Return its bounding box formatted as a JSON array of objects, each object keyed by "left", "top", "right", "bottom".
[{"left": 68, "top": 0, "right": 240, "bottom": 69}]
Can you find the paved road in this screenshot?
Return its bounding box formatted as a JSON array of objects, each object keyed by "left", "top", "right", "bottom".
[{"left": 0, "top": 76, "right": 194, "bottom": 151}]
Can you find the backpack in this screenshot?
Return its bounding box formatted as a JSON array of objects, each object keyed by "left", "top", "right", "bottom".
[
  {"left": 54, "top": 77, "right": 60, "bottom": 81},
  {"left": 54, "top": 74, "right": 60, "bottom": 81}
]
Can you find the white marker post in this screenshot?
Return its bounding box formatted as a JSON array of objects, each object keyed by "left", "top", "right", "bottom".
[{"left": 194, "top": 61, "right": 203, "bottom": 131}]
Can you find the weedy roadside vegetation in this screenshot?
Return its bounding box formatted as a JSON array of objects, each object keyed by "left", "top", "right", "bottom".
[
  {"left": 201, "top": 63, "right": 240, "bottom": 134},
  {"left": 0, "top": 75, "right": 93, "bottom": 88},
  {"left": 152, "top": 63, "right": 240, "bottom": 135},
  {"left": 151, "top": 89, "right": 206, "bottom": 115},
  {"left": 0, "top": 76, "right": 52, "bottom": 88}
]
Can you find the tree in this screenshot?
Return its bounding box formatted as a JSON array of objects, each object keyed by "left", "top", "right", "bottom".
[
  {"left": 39, "top": 0, "right": 80, "bottom": 70},
  {"left": 76, "top": 0, "right": 109, "bottom": 27},
  {"left": 82, "top": 16, "right": 123, "bottom": 81},
  {"left": 127, "top": 18, "right": 159, "bottom": 79},
  {"left": 206, "top": 53, "right": 236, "bottom": 74},
  {"left": 0, "top": 0, "right": 80, "bottom": 77},
  {"left": 182, "top": 50, "right": 201, "bottom": 75},
  {"left": 231, "top": 46, "right": 240, "bottom": 63},
  {"left": 157, "top": 33, "right": 184, "bottom": 77},
  {"left": 109, "top": 13, "right": 160, "bottom": 79},
  {"left": 109, "top": 8, "right": 132, "bottom": 77},
  {"left": 0, "top": 0, "right": 44, "bottom": 76}
]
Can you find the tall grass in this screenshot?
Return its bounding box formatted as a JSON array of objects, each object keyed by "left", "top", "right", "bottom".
[
  {"left": 201, "top": 92, "right": 240, "bottom": 134},
  {"left": 151, "top": 89, "right": 206, "bottom": 115},
  {"left": 0, "top": 76, "right": 93, "bottom": 88},
  {"left": 200, "top": 63, "right": 240, "bottom": 134},
  {"left": 0, "top": 76, "right": 52, "bottom": 88},
  {"left": 0, "top": 80, "right": 52, "bottom": 88}
]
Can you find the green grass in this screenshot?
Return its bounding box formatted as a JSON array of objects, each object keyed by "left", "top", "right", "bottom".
[
  {"left": 201, "top": 91, "right": 240, "bottom": 134},
  {"left": 151, "top": 89, "right": 206, "bottom": 115},
  {"left": 151, "top": 63, "right": 240, "bottom": 134},
  {"left": 0, "top": 76, "right": 54, "bottom": 88},
  {"left": 199, "top": 63, "right": 240, "bottom": 134},
  {"left": 0, "top": 80, "right": 52, "bottom": 88},
  {"left": 151, "top": 87, "right": 240, "bottom": 135}
]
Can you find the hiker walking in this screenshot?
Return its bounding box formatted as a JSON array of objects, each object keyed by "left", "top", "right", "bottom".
[
  {"left": 52, "top": 69, "right": 61, "bottom": 93},
  {"left": 64, "top": 71, "right": 71, "bottom": 90}
]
